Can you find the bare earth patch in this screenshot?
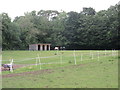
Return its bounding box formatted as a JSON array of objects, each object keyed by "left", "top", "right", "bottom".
[
  {"left": 2, "top": 68, "right": 53, "bottom": 78},
  {"left": 2, "top": 62, "right": 94, "bottom": 78}
]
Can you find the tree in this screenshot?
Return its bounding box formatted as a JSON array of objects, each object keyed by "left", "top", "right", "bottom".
[
  {"left": 2, "top": 13, "right": 21, "bottom": 50},
  {"left": 81, "top": 7, "right": 96, "bottom": 15},
  {"left": 1, "top": 4, "right": 119, "bottom": 50}
]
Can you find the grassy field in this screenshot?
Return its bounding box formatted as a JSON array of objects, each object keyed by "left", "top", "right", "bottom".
[{"left": 2, "top": 50, "right": 118, "bottom": 88}]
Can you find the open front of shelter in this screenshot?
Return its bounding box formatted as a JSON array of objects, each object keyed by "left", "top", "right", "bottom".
[{"left": 29, "top": 44, "right": 51, "bottom": 51}]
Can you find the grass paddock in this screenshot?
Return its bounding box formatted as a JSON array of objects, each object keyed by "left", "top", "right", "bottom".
[{"left": 2, "top": 50, "right": 118, "bottom": 88}]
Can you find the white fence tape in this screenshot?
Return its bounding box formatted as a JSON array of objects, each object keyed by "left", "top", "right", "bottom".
[
  {"left": 1, "top": 50, "right": 117, "bottom": 64},
  {"left": 1, "top": 55, "right": 60, "bottom": 62},
  {"left": 0, "top": 50, "right": 118, "bottom": 73}
]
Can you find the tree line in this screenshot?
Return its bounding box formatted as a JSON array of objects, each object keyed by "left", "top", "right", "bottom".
[{"left": 1, "top": 4, "right": 119, "bottom": 50}]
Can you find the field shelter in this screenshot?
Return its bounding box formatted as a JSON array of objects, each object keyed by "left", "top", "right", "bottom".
[{"left": 29, "top": 44, "right": 51, "bottom": 51}]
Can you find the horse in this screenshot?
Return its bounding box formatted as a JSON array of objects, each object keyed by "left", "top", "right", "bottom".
[
  {"left": 2, "top": 64, "right": 13, "bottom": 71},
  {"left": 54, "top": 47, "right": 59, "bottom": 50}
]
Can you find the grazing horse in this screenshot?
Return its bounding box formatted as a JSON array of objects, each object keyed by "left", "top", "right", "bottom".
[
  {"left": 2, "top": 64, "right": 13, "bottom": 71},
  {"left": 54, "top": 47, "right": 59, "bottom": 55},
  {"left": 54, "top": 47, "right": 59, "bottom": 50}
]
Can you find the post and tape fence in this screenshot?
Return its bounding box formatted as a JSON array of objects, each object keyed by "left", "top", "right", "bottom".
[{"left": 1, "top": 50, "right": 118, "bottom": 72}]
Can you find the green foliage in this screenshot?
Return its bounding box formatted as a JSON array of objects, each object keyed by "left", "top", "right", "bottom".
[{"left": 1, "top": 4, "right": 119, "bottom": 50}]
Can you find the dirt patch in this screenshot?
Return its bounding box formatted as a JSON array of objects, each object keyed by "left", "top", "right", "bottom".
[
  {"left": 2, "top": 69, "right": 53, "bottom": 78},
  {"left": 2, "top": 62, "right": 95, "bottom": 78}
]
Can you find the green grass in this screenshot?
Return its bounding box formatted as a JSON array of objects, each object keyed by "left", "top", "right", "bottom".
[
  {"left": 2, "top": 50, "right": 118, "bottom": 88},
  {"left": 2, "top": 50, "right": 116, "bottom": 64}
]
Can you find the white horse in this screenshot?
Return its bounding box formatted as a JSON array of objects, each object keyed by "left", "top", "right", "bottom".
[
  {"left": 2, "top": 64, "right": 12, "bottom": 71},
  {"left": 2, "top": 59, "right": 14, "bottom": 71},
  {"left": 54, "top": 47, "right": 59, "bottom": 50},
  {"left": 54, "top": 47, "right": 59, "bottom": 55}
]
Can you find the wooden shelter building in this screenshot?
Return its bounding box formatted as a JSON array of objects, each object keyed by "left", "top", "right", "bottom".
[{"left": 29, "top": 44, "right": 51, "bottom": 51}]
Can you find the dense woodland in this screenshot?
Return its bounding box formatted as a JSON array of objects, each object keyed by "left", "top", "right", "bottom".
[{"left": 1, "top": 4, "right": 120, "bottom": 50}]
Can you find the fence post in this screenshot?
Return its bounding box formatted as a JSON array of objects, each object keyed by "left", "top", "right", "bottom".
[
  {"left": 57, "top": 49, "right": 59, "bottom": 55},
  {"left": 105, "top": 49, "right": 106, "bottom": 56},
  {"left": 81, "top": 53, "right": 82, "bottom": 61},
  {"left": 60, "top": 52, "right": 63, "bottom": 65},
  {"left": 92, "top": 53, "right": 93, "bottom": 60},
  {"left": 114, "top": 49, "right": 116, "bottom": 56},
  {"left": 89, "top": 50, "right": 91, "bottom": 56},
  {"left": 10, "top": 59, "right": 13, "bottom": 72},
  {"left": 89, "top": 50, "right": 91, "bottom": 60},
  {"left": 97, "top": 51, "right": 99, "bottom": 61},
  {"left": 73, "top": 50, "right": 77, "bottom": 65},
  {"left": 112, "top": 49, "right": 114, "bottom": 57},
  {"left": 36, "top": 57, "right": 38, "bottom": 66},
  {"left": 38, "top": 54, "right": 42, "bottom": 70}
]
